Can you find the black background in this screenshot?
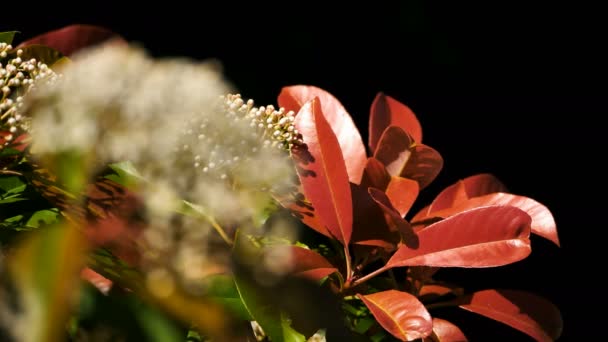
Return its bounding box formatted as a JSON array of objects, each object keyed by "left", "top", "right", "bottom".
[{"left": 3, "top": 2, "right": 604, "bottom": 340}]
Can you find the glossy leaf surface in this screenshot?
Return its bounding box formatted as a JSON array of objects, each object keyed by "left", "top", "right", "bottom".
[
  {"left": 17, "top": 24, "right": 124, "bottom": 56},
  {"left": 293, "top": 98, "right": 353, "bottom": 245},
  {"left": 419, "top": 193, "right": 559, "bottom": 246},
  {"left": 387, "top": 206, "right": 532, "bottom": 268},
  {"left": 358, "top": 290, "right": 432, "bottom": 341},
  {"left": 459, "top": 289, "right": 562, "bottom": 342},
  {"left": 279, "top": 85, "right": 366, "bottom": 183},
  {"left": 369, "top": 92, "right": 423, "bottom": 151}
]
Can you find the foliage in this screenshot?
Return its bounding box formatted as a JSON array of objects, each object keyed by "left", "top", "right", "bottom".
[{"left": 0, "top": 26, "right": 561, "bottom": 341}]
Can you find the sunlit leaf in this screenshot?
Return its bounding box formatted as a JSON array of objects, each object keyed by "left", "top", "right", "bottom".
[
  {"left": 459, "top": 289, "right": 562, "bottom": 342},
  {"left": 0, "top": 31, "right": 18, "bottom": 44},
  {"left": 387, "top": 206, "right": 532, "bottom": 268},
  {"left": 293, "top": 98, "right": 353, "bottom": 245},
  {"left": 423, "top": 318, "right": 467, "bottom": 342},
  {"left": 360, "top": 157, "right": 391, "bottom": 191},
  {"left": 369, "top": 92, "right": 423, "bottom": 152},
  {"left": 357, "top": 290, "right": 432, "bottom": 341},
  {"left": 17, "top": 24, "right": 125, "bottom": 56},
  {"left": 418, "top": 193, "right": 559, "bottom": 246},
  {"left": 272, "top": 186, "right": 331, "bottom": 238},
  {"left": 385, "top": 177, "right": 419, "bottom": 217},
  {"left": 368, "top": 188, "right": 418, "bottom": 248},
  {"left": 279, "top": 85, "right": 366, "bottom": 183},
  {"left": 373, "top": 126, "right": 413, "bottom": 176},
  {"left": 373, "top": 126, "right": 442, "bottom": 190},
  {"left": 400, "top": 144, "right": 443, "bottom": 190},
  {"left": 425, "top": 173, "right": 508, "bottom": 215},
  {"left": 270, "top": 245, "right": 338, "bottom": 281}
]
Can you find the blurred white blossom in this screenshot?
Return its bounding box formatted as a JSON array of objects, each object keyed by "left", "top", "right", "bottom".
[{"left": 23, "top": 43, "right": 298, "bottom": 288}]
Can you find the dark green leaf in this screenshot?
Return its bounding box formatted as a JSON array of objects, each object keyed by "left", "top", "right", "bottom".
[
  {"left": 0, "top": 176, "right": 26, "bottom": 195},
  {"left": 203, "top": 274, "right": 253, "bottom": 321},
  {"left": 0, "top": 31, "right": 18, "bottom": 44},
  {"left": 234, "top": 273, "right": 306, "bottom": 342}
]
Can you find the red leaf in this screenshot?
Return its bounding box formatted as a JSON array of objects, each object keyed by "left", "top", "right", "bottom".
[
  {"left": 373, "top": 126, "right": 413, "bottom": 176},
  {"left": 369, "top": 92, "right": 423, "bottom": 152},
  {"left": 358, "top": 290, "right": 432, "bottom": 341},
  {"left": 423, "top": 318, "right": 468, "bottom": 342},
  {"left": 373, "top": 126, "right": 442, "bottom": 189},
  {"left": 420, "top": 193, "right": 559, "bottom": 247},
  {"left": 418, "top": 283, "right": 463, "bottom": 302},
  {"left": 273, "top": 246, "right": 337, "bottom": 281},
  {"left": 387, "top": 206, "right": 531, "bottom": 268},
  {"left": 386, "top": 177, "right": 419, "bottom": 217},
  {"left": 18, "top": 24, "right": 125, "bottom": 56},
  {"left": 368, "top": 188, "right": 418, "bottom": 248},
  {"left": 272, "top": 188, "right": 331, "bottom": 238},
  {"left": 459, "top": 289, "right": 562, "bottom": 342},
  {"left": 293, "top": 98, "right": 353, "bottom": 245},
  {"left": 401, "top": 144, "right": 443, "bottom": 190},
  {"left": 279, "top": 85, "right": 366, "bottom": 183},
  {"left": 360, "top": 157, "right": 391, "bottom": 191},
  {"left": 80, "top": 267, "right": 112, "bottom": 295},
  {"left": 351, "top": 184, "right": 400, "bottom": 250},
  {"left": 427, "top": 174, "right": 508, "bottom": 214}
]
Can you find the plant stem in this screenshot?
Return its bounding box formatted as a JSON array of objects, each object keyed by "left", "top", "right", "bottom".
[
  {"left": 207, "top": 215, "right": 233, "bottom": 246},
  {"left": 383, "top": 256, "right": 399, "bottom": 290},
  {"left": 351, "top": 265, "right": 390, "bottom": 288},
  {"left": 0, "top": 170, "right": 23, "bottom": 176},
  {"left": 344, "top": 244, "right": 353, "bottom": 283}
]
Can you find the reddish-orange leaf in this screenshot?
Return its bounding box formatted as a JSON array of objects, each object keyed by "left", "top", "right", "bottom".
[
  {"left": 401, "top": 144, "right": 443, "bottom": 190},
  {"left": 272, "top": 188, "right": 331, "bottom": 238},
  {"left": 422, "top": 193, "right": 559, "bottom": 246},
  {"left": 293, "top": 98, "right": 353, "bottom": 245},
  {"left": 360, "top": 157, "right": 391, "bottom": 191},
  {"left": 459, "top": 289, "right": 562, "bottom": 342},
  {"left": 368, "top": 188, "right": 418, "bottom": 248},
  {"left": 351, "top": 184, "right": 400, "bottom": 251},
  {"left": 373, "top": 126, "right": 413, "bottom": 176},
  {"left": 80, "top": 267, "right": 112, "bottom": 295},
  {"left": 423, "top": 318, "right": 468, "bottom": 342},
  {"left": 386, "top": 177, "right": 419, "bottom": 217},
  {"left": 387, "top": 206, "right": 532, "bottom": 268},
  {"left": 272, "top": 246, "right": 338, "bottom": 281},
  {"left": 18, "top": 24, "right": 125, "bottom": 56},
  {"left": 358, "top": 290, "right": 432, "bottom": 341},
  {"left": 279, "top": 85, "right": 366, "bottom": 183},
  {"left": 427, "top": 174, "right": 508, "bottom": 214},
  {"left": 418, "top": 283, "right": 463, "bottom": 302},
  {"left": 369, "top": 92, "right": 423, "bottom": 152}
]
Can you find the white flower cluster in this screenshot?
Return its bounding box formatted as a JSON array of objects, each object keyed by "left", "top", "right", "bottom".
[
  {"left": 0, "top": 44, "right": 57, "bottom": 148},
  {"left": 23, "top": 43, "right": 297, "bottom": 289}
]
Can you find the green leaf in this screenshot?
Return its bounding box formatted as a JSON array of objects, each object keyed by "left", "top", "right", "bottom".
[
  {"left": 24, "top": 208, "right": 60, "bottom": 228},
  {"left": 0, "top": 31, "right": 18, "bottom": 44},
  {"left": 203, "top": 274, "right": 253, "bottom": 321},
  {"left": 0, "top": 175, "right": 26, "bottom": 195},
  {"left": 106, "top": 161, "right": 145, "bottom": 188},
  {"left": 133, "top": 299, "right": 184, "bottom": 342},
  {"left": 1, "top": 208, "right": 60, "bottom": 230},
  {"left": 234, "top": 274, "right": 305, "bottom": 342},
  {"left": 0, "top": 175, "right": 27, "bottom": 203},
  {"left": 353, "top": 317, "right": 376, "bottom": 335}
]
